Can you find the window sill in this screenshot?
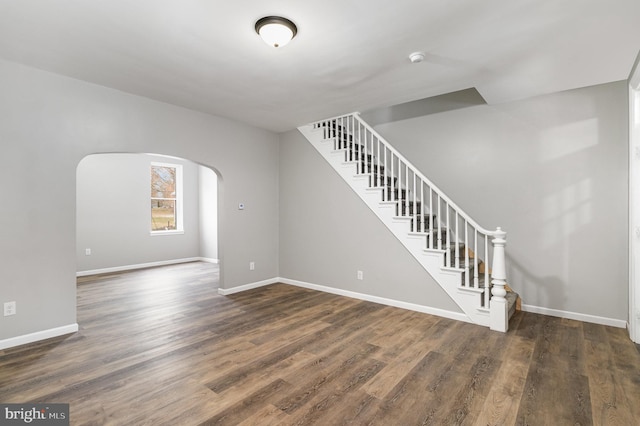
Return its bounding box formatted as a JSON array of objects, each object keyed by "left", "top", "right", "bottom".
[{"left": 150, "top": 230, "right": 185, "bottom": 236}]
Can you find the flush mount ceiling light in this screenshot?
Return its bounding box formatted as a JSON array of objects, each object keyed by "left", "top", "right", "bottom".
[{"left": 255, "top": 16, "right": 297, "bottom": 48}]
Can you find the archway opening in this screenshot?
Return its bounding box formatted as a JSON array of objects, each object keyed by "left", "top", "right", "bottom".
[{"left": 75, "top": 152, "right": 223, "bottom": 284}]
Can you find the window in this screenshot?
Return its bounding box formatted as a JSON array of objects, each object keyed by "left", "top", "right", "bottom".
[{"left": 150, "top": 162, "right": 183, "bottom": 233}]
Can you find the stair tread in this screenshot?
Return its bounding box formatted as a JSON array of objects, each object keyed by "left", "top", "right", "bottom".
[
  {"left": 457, "top": 285, "right": 485, "bottom": 294},
  {"left": 408, "top": 229, "right": 447, "bottom": 239},
  {"left": 411, "top": 216, "right": 437, "bottom": 222}
]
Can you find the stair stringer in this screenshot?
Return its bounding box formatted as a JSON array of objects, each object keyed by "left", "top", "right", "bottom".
[{"left": 298, "top": 124, "right": 490, "bottom": 327}]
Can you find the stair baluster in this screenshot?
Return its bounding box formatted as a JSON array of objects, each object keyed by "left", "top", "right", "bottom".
[
  {"left": 484, "top": 236, "right": 490, "bottom": 305},
  {"left": 464, "top": 221, "right": 470, "bottom": 287},
  {"left": 429, "top": 190, "right": 434, "bottom": 248},
  {"left": 416, "top": 173, "right": 422, "bottom": 232}
]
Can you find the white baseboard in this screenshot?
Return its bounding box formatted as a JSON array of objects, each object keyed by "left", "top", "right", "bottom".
[
  {"left": 199, "top": 257, "right": 219, "bottom": 264},
  {"left": 0, "top": 323, "right": 79, "bottom": 351},
  {"left": 217, "top": 276, "right": 470, "bottom": 324},
  {"left": 279, "top": 278, "right": 471, "bottom": 324},
  {"left": 76, "top": 257, "right": 212, "bottom": 277},
  {"left": 521, "top": 304, "right": 627, "bottom": 328},
  {"left": 217, "top": 278, "right": 280, "bottom": 295}
]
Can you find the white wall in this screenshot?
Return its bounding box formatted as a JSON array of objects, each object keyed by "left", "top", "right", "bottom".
[
  {"left": 374, "top": 81, "right": 629, "bottom": 322},
  {"left": 0, "top": 58, "right": 279, "bottom": 342},
  {"left": 199, "top": 165, "right": 218, "bottom": 261},
  {"left": 76, "top": 154, "right": 201, "bottom": 273}
]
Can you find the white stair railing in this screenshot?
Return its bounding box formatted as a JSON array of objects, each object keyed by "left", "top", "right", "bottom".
[{"left": 310, "top": 112, "right": 509, "bottom": 332}]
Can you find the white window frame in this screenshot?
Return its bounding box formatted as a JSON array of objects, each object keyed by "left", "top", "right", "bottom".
[{"left": 150, "top": 162, "right": 184, "bottom": 235}]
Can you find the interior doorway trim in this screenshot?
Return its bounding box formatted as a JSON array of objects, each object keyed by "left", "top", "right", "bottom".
[{"left": 629, "top": 51, "right": 640, "bottom": 343}]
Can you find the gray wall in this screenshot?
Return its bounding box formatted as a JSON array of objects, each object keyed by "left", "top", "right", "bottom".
[
  {"left": 76, "top": 154, "right": 201, "bottom": 272},
  {"left": 279, "top": 129, "right": 462, "bottom": 313},
  {"left": 199, "top": 165, "right": 218, "bottom": 261},
  {"left": 374, "top": 81, "right": 629, "bottom": 321},
  {"left": 0, "top": 58, "right": 279, "bottom": 340}
]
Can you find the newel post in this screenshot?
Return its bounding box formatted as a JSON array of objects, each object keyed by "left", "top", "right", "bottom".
[{"left": 489, "top": 227, "right": 508, "bottom": 332}]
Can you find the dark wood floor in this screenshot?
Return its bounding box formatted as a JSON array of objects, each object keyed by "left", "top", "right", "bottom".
[{"left": 1, "top": 262, "right": 639, "bottom": 425}]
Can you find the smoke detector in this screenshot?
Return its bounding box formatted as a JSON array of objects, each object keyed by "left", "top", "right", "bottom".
[{"left": 409, "top": 52, "right": 425, "bottom": 63}]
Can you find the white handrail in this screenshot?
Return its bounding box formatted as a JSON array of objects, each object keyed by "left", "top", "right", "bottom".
[
  {"left": 309, "top": 112, "right": 510, "bottom": 331},
  {"left": 350, "top": 113, "right": 498, "bottom": 236}
]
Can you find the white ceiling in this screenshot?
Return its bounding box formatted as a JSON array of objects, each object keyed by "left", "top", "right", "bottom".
[{"left": 0, "top": 0, "right": 639, "bottom": 132}]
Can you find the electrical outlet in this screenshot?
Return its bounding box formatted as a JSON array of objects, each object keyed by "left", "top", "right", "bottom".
[
  {"left": 249, "top": 261, "right": 255, "bottom": 271},
  {"left": 4, "top": 301, "right": 16, "bottom": 316},
  {"left": 85, "top": 248, "right": 92, "bottom": 256},
  {"left": 357, "top": 270, "right": 363, "bottom": 280}
]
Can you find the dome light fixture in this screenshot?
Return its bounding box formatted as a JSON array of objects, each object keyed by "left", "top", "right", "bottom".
[{"left": 255, "top": 16, "right": 297, "bottom": 48}]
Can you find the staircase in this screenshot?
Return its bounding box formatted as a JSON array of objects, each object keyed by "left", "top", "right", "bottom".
[{"left": 298, "top": 113, "right": 518, "bottom": 332}]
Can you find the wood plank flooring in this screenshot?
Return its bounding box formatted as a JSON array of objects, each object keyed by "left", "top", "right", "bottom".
[{"left": 1, "top": 262, "right": 640, "bottom": 425}]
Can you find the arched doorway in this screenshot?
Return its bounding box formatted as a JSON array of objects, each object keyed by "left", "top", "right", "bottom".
[{"left": 75, "top": 153, "right": 222, "bottom": 283}]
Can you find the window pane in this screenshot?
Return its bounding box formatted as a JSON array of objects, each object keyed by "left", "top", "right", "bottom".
[
  {"left": 151, "top": 200, "right": 176, "bottom": 231},
  {"left": 151, "top": 166, "right": 176, "bottom": 199}
]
